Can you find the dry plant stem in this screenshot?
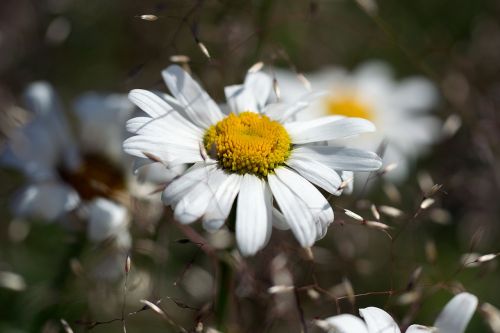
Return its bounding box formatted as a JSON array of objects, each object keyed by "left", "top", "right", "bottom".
[
  {"left": 76, "top": 300, "right": 164, "bottom": 330},
  {"left": 173, "top": 221, "right": 216, "bottom": 256},
  {"left": 294, "top": 287, "right": 308, "bottom": 333},
  {"left": 121, "top": 260, "right": 129, "bottom": 333}
]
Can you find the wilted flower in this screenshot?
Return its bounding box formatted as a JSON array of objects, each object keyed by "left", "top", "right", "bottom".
[
  {"left": 123, "top": 65, "right": 382, "bottom": 256},
  {"left": 316, "top": 292, "right": 477, "bottom": 333},
  {"left": 275, "top": 61, "right": 440, "bottom": 181}
]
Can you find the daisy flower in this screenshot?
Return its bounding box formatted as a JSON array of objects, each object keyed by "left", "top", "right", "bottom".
[
  {"left": 123, "top": 65, "right": 382, "bottom": 256},
  {"left": 1, "top": 82, "right": 165, "bottom": 248},
  {"left": 316, "top": 292, "right": 478, "bottom": 333},
  {"left": 275, "top": 61, "right": 440, "bottom": 181}
]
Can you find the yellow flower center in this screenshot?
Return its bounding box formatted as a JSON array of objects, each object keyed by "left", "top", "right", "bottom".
[
  {"left": 325, "top": 94, "right": 374, "bottom": 120},
  {"left": 204, "top": 112, "right": 291, "bottom": 177}
]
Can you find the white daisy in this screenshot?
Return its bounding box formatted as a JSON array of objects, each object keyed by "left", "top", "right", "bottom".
[
  {"left": 124, "top": 66, "right": 382, "bottom": 256},
  {"left": 275, "top": 61, "right": 440, "bottom": 181},
  {"left": 1, "top": 82, "right": 166, "bottom": 247},
  {"left": 316, "top": 292, "right": 478, "bottom": 333}
]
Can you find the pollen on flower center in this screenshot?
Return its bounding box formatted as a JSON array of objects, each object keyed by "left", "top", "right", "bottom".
[
  {"left": 325, "top": 94, "right": 374, "bottom": 120},
  {"left": 204, "top": 112, "right": 292, "bottom": 177}
]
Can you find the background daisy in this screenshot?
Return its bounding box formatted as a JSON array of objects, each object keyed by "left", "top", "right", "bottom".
[
  {"left": 275, "top": 61, "right": 440, "bottom": 181},
  {"left": 1, "top": 82, "right": 165, "bottom": 248}
]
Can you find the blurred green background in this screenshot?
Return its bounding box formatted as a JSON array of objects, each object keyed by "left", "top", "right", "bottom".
[{"left": 1, "top": 0, "right": 500, "bottom": 332}]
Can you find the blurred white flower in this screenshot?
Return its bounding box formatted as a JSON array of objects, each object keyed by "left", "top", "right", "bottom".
[
  {"left": 275, "top": 61, "right": 440, "bottom": 181},
  {"left": 123, "top": 65, "right": 381, "bottom": 256},
  {"left": 317, "top": 292, "right": 477, "bottom": 333},
  {"left": 1, "top": 82, "right": 171, "bottom": 247}
]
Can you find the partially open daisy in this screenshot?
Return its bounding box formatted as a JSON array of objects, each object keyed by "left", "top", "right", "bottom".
[
  {"left": 275, "top": 61, "right": 440, "bottom": 181},
  {"left": 124, "top": 65, "right": 382, "bottom": 256}
]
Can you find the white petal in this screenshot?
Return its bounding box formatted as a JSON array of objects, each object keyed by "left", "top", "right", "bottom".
[
  {"left": 126, "top": 115, "right": 202, "bottom": 144},
  {"left": 265, "top": 90, "right": 329, "bottom": 122},
  {"left": 224, "top": 84, "right": 257, "bottom": 114},
  {"left": 268, "top": 170, "right": 321, "bottom": 247},
  {"left": 244, "top": 71, "right": 273, "bottom": 111},
  {"left": 2, "top": 118, "right": 60, "bottom": 180},
  {"left": 24, "top": 82, "right": 62, "bottom": 117},
  {"left": 202, "top": 219, "right": 226, "bottom": 233},
  {"left": 135, "top": 160, "right": 186, "bottom": 184},
  {"left": 202, "top": 174, "right": 242, "bottom": 232},
  {"left": 129, "top": 89, "right": 177, "bottom": 119},
  {"left": 87, "top": 198, "right": 129, "bottom": 242},
  {"left": 74, "top": 92, "right": 133, "bottom": 162},
  {"left": 128, "top": 90, "right": 205, "bottom": 143},
  {"left": 123, "top": 136, "right": 202, "bottom": 165},
  {"left": 285, "top": 117, "right": 375, "bottom": 144},
  {"left": 292, "top": 146, "right": 382, "bottom": 171},
  {"left": 274, "top": 167, "right": 333, "bottom": 240},
  {"left": 162, "top": 163, "right": 216, "bottom": 206},
  {"left": 359, "top": 307, "right": 401, "bottom": 333},
  {"left": 263, "top": 101, "right": 307, "bottom": 122},
  {"left": 126, "top": 91, "right": 205, "bottom": 163},
  {"left": 286, "top": 156, "right": 342, "bottom": 195},
  {"left": 23, "top": 82, "right": 80, "bottom": 171},
  {"left": 393, "top": 77, "right": 438, "bottom": 111},
  {"left": 236, "top": 174, "right": 272, "bottom": 256},
  {"left": 433, "top": 292, "right": 478, "bottom": 333},
  {"left": 162, "top": 65, "right": 224, "bottom": 128},
  {"left": 272, "top": 208, "right": 289, "bottom": 230},
  {"left": 24, "top": 82, "right": 74, "bottom": 144},
  {"left": 272, "top": 68, "right": 312, "bottom": 102},
  {"left": 355, "top": 61, "right": 393, "bottom": 84},
  {"left": 173, "top": 167, "right": 227, "bottom": 224},
  {"left": 406, "top": 325, "right": 434, "bottom": 333},
  {"left": 125, "top": 113, "right": 202, "bottom": 148},
  {"left": 224, "top": 72, "right": 273, "bottom": 114},
  {"left": 11, "top": 182, "right": 80, "bottom": 221},
  {"left": 269, "top": 175, "right": 315, "bottom": 246},
  {"left": 323, "top": 314, "right": 369, "bottom": 333},
  {"left": 159, "top": 92, "right": 187, "bottom": 113},
  {"left": 341, "top": 171, "right": 354, "bottom": 194}
]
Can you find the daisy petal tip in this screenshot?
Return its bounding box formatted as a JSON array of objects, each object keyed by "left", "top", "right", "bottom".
[
  {"left": 238, "top": 245, "right": 258, "bottom": 257},
  {"left": 128, "top": 89, "right": 150, "bottom": 105},
  {"left": 457, "top": 292, "right": 479, "bottom": 305},
  {"left": 299, "top": 237, "right": 315, "bottom": 249},
  {"left": 237, "top": 236, "right": 266, "bottom": 256},
  {"left": 174, "top": 210, "right": 198, "bottom": 225},
  {"left": 355, "top": 117, "right": 377, "bottom": 132},
  {"left": 434, "top": 292, "right": 478, "bottom": 333},
  {"left": 359, "top": 307, "right": 399, "bottom": 333},
  {"left": 25, "top": 81, "right": 53, "bottom": 97}
]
